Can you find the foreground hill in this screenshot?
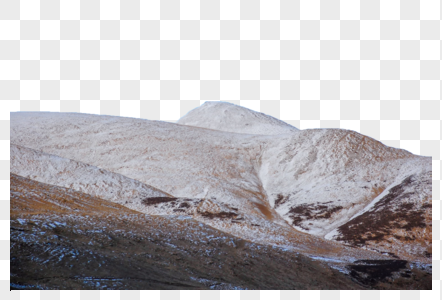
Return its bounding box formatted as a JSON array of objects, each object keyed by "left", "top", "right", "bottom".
[{"left": 12, "top": 174, "right": 395, "bottom": 290}]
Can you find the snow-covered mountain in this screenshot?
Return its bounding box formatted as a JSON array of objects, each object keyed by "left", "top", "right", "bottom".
[
  {"left": 11, "top": 130, "right": 380, "bottom": 261},
  {"left": 177, "top": 101, "right": 299, "bottom": 135},
  {"left": 10, "top": 103, "right": 432, "bottom": 264},
  {"left": 10, "top": 112, "right": 274, "bottom": 220}
]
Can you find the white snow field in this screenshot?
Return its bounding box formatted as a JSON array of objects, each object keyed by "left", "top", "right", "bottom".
[{"left": 10, "top": 102, "right": 432, "bottom": 263}]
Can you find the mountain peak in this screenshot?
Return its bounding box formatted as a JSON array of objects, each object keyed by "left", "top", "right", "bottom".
[{"left": 177, "top": 101, "right": 299, "bottom": 135}]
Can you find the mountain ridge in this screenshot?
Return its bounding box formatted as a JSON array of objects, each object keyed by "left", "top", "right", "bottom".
[{"left": 10, "top": 105, "right": 432, "bottom": 264}]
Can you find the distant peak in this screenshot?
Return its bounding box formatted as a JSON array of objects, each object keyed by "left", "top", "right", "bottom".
[
  {"left": 200, "top": 101, "right": 237, "bottom": 108},
  {"left": 177, "top": 101, "right": 299, "bottom": 135}
]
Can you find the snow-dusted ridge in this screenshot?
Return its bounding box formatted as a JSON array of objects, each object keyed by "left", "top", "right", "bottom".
[
  {"left": 259, "top": 129, "right": 430, "bottom": 236},
  {"left": 324, "top": 170, "right": 432, "bottom": 262},
  {"left": 10, "top": 143, "right": 171, "bottom": 205},
  {"left": 10, "top": 140, "right": 388, "bottom": 262},
  {"left": 10, "top": 104, "right": 432, "bottom": 263},
  {"left": 10, "top": 111, "right": 277, "bottom": 221}
]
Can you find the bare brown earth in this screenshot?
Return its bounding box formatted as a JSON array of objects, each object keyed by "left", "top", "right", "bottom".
[
  {"left": 288, "top": 202, "right": 344, "bottom": 231},
  {"left": 10, "top": 174, "right": 431, "bottom": 290}
]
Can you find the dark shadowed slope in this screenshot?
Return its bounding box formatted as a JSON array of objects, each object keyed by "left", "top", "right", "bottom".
[{"left": 11, "top": 174, "right": 370, "bottom": 290}]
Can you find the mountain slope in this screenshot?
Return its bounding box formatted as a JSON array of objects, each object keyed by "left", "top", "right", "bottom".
[
  {"left": 177, "top": 101, "right": 299, "bottom": 135},
  {"left": 326, "top": 172, "right": 432, "bottom": 262},
  {"left": 10, "top": 110, "right": 432, "bottom": 263},
  {"left": 10, "top": 145, "right": 387, "bottom": 262},
  {"left": 10, "top": 112, "right": 276, "bottom": 222},
  {"left": 259, "top": 129, "right": 429, "bottom": 234},
  {"left": 11, "top": 143, "right": 171, "bottom": 206},
  {"left": 11, "top": 173, "right": 373, "bottom": 290},
  {"left": 259, "top": 128, "right": 432, "bottom": 263}
]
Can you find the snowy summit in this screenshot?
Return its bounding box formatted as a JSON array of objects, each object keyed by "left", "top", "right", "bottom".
[{"left": 177, "top": 101, "right": 299, "bottom": 135}]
